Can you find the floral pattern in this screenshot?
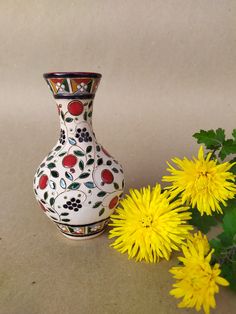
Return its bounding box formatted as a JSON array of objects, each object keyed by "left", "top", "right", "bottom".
[{"left": 33, "top": 85, "right": 124, "bottom": 238}]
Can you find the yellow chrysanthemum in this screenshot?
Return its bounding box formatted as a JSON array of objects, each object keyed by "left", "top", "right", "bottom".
[
  {"left": 170, "top": 231, "right": 229, "bottom": 314},
  {"left": 163, "top": 146, "right": 236, "bottom": 215},
  {"left": 109, "top": 184, "right": 193, "bottom": 263}
]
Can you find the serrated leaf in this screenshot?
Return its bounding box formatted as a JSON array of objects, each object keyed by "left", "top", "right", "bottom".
[
  {"left": 51, "top": 170, "right": 59, "bottom": 178},
  {"left": 74, "top": 150, "right": 85, "bottom": 157},
  {"left": 86, "top": 146, "right": 92, "bottom": 154},
  {"left": 79, "top": 160, "right": 84, "bottom": 171},
  {"left": 84, "top": 181, "right": 95, "bottom": 188},
  {"left": 65, "top": 171, "right": 73, "bottom": 181},
  {"left": 49, "top": 197, "right": 55, "bottom": 206},
  {"left": 219, "top": 139, "right": 236, "bottom": 160},
  {"left": 68, "top": 182, "right": 80, "bottom": 190},
  {"left": 93, "top": 201, "right": 102, "bottom": 208},
  {"left": 193, "top": 128, "right": 225, "bottom": 150},
  {"left": 79, "top": 172, "right": 90, "bottom": 179},
  {"left": 68, "top": 137, "right": 76, "bottom": 145},
  {"left": 99, "top": 208, "right": 105, "bottom": 216},
  {"left": 232, "top": 129, "right": 236, "bottom": 141},
  {"left": 87, "top": 158, "right": 94, "bottom": 165},
  {"left": 60, "top": 178, "right": 67, "bottom": 189},
  {"left": 97, "top": 191, "right": 106, "bottom": 197},
  {"left": 65, "top": 117, "right": 73, "bottom": 122},
  {"left": 47, "top": 162, "right": 56, "bottom": 169}
]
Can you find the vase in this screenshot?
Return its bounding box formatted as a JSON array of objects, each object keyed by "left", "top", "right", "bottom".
[{"left": 33, "top": 72, "right": 125, "bottom": 239}]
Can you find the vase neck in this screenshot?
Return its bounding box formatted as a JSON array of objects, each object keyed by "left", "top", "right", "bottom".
[{"left": 55, "top": 98, "right": 94, "bottom": 127}]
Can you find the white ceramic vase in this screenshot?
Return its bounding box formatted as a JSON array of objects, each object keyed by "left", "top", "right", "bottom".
[{"left": 33, "top": 72, "right": 125, "bottom": 239}]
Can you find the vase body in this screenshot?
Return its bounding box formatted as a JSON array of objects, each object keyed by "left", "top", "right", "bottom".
[{"left": 33, "top": 72, "right": 124, "bottom": 239}]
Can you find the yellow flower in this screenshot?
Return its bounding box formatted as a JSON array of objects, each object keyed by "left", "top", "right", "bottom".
[
  {"left": 163, "top": 146, "right": 236, "bottom": 215},
  {"left": 170, "top": 231, "right": 229, "bottom": 314},
  {"left": 109, "top": 184, "right": 193, "bottom": 263}
]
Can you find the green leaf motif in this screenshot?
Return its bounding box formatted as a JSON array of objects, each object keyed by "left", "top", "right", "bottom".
[
  {"left": 86, "top": 146, "right": 92, "bottom": 154},
  {"left": 48, "top": 163, "right": 56, "bottom": 169},
  {"left": 49, "top": 197, "right": 55, "bottom": 206},
  {"left": 68, "top": 182, "right": 80, "bottom": 190},
  {"left": 55, "top": 145, "right": 62, "bottom": 151},
  {"left": 61, "top": 212, "right": 69, "bottom": 216},
  {"left": 79, "top": 172, "right": 90, "bottom": 179},
  {"left": 97, "top": 191, "right": 106, "bottom": 197},
  {"left": 79, "top": 160, "right": 84, "bottom": 171},
  {"left": 44, "top": 191, "right": 48, "bottom": 200},
  {"left": 99, "top": 208, "right": 105, "bottom": 216},
  {"left": 193, "top": 128, "right": 225, "bottom": 150},
  {"left": 62, "top": 218, "right": 70, "bottom": 222},
  {"left": 51, "top": 170, "right": 59, "bottom": 178},
  {"left": 87, "top": 158, "right": 94, "bottom": 166},
  {"left": 93, "top": 201, "right": 102, "bottom": 208},
  {"left": 47, "top": 155, "right": 54, "bottom": 161},
  {"left": 97, "top": 158, "right": 103, "bottom": 166},
  {"left": 74, "top": 150, "right": 85, "bottom": 157},
  {"left": 58, "top": 152, "right": 67, "bottom": 157},
  {"left": 114, "top": 182, "right": 119, "bottom": 190},
  {"left": 65, "top": 117, "right": 73, "bottom": 122},
  {"left": 61, "top": 111, "right": 65, "bottom": 121}
]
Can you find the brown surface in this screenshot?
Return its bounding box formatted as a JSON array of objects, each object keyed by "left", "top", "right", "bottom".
[{"left": 1, "top": 1, "right": 236, "bottom": 313}]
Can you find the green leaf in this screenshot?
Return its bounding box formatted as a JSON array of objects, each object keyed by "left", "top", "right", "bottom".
[
  {"left": 51, "top": 170, "right": 59, "bottom": 178},
  {"left": 68, "top": 182, "right": 80, "bottom": 190},
  {"left": 62, "top": 218, "right": 70, "bottom": 222},
  {"left": 44, "top": 192, "right": 48, "bottom": 200},
  {"left": 55, "top": 145, "right": 62, "bottom": 151},
  {"left": 99, "top": 208, "right": 105, "bottom": 216},
  {"left": 61, "top": 111, "right": 65, "bottom": 121},
  {"left": 47, "top": 163, "right": 56, "bottom": 169},
  {"left": 221, "top": 262, "right": 236, "bottom": 292},
  {"left": 190, "top": 208, "right": 218, "bottom": 233},
  {"left": 93, "top": 201, "right": 102, "bottom": 208},
  {"left": 232, "top": 129, "right": 236, "bottom": 141},
  {"left": 65, "top": 117, "right": 73, "bottom": 122},
  {"left": 114, "top": 182, "right": 119, "bottom": 190},
  {"left": 97, "top": 191, "right": 106, "bottom": 197},
  {"left": 79, "top": 160, "right": 84, "bottom": 171},
  {"left": 219, "top": 139, "right": 236, "bottom": 160},
  {"left": 193, "top": 128, "right": 225, "bottom": 150},
  {"left": 74, "top": 150, "right": 85, "bottom": 157},
  {"left": 46, "top": 155, "right": 54, "bottom": 161},
  {"left": 79, "top": 172, "right": 90, "bottom": 179},
  {"left": 58, "top": 152, "right": 67, "bottom": 157},
  {"left": 49, "top": 197, "right": 55, "bottom": 206},
  {"left": 86, "top": 158, "right": 94, "bottom": 165},
  {"left": 61, "top": 212, "right": 69, "bottom": 216},
  {"left": 86, "top": 146, "right": 92, "bottom": 154},
  {"left": 223, "top": 207, "right": 236, "bottom": 238},
  {"left": 97, "top": 158, "right": 103, "bottom": 166}
]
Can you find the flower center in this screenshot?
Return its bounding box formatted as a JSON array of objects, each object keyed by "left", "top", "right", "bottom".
[
  {"left": 141, "top": 216, "right": 153, "bottom": 228},
  {"left": 195, "top": 168, "right": 211, "bottom": 192}
]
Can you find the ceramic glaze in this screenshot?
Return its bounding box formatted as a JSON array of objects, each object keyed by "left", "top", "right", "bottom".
[{"left": 33, "top": 72, "right": 125, "bottom": 239}]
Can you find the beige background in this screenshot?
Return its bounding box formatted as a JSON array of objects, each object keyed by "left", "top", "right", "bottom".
[{"left": 0, "top": 1, "right": 236, "bottom": 313}]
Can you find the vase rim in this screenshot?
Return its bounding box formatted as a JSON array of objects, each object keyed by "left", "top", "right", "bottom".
[{"left": 43, "top": 72, "right": 102, "bottom": 79}]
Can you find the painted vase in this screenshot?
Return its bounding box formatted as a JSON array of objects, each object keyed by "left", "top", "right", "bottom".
[{"left": 33, "top": 72, "right": 125, "bottom": 239}]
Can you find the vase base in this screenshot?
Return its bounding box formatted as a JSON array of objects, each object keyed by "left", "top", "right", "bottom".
[
  {"left": 60, "top": 229, "right": 106, "bottom": 240},
  {"left": 55, "top": 218, "right": 109, "bottom": 240}
]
